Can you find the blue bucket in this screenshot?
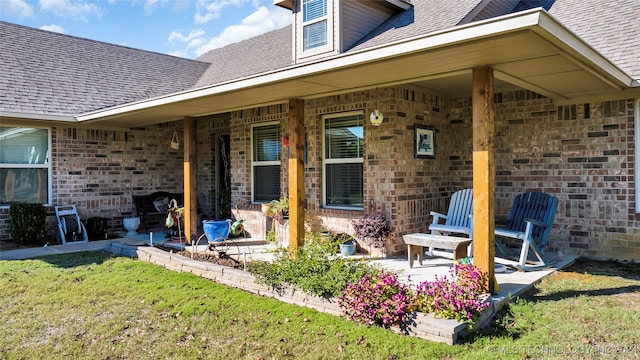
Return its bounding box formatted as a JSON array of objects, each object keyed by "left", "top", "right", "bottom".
[{"left": 202, "top": 220, "right": 231, "bottom": 243}]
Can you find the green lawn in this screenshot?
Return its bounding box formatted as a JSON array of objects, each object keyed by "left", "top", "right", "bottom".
[{"left": 1, "top": 253, "right": 638, "bottom": 359}]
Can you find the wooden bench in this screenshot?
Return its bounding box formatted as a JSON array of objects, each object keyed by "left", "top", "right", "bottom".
[
  {"left": 402, "top": 233, "right": 472, "bottom": 268},
  {"left": 132, "top": 191, "right": 183, "bottom": 232}
]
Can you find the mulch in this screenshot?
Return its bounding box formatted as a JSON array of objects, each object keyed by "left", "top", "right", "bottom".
[{"left": 153, "top": 244, "right": 243, "bottom": 269}]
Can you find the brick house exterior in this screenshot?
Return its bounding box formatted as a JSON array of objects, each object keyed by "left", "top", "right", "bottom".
[{"left": 1, "top": 0, "right": 639, "bottom": 261}]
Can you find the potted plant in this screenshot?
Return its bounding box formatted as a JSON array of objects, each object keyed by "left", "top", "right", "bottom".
[
  {"left": 269, "top": 196, "right": 289, "bottom": 223},
  {"left": 352, "top": 212, "right": 390, "bottom": 250},
  {"left": 261, "top": 203, "right": 272, "bottom": 216},
  {"left": 336, "top": 233, "right": 357, "bottom": 256},
  {"left": 267, "top": 196, "right": 289, "bottom": 246}
]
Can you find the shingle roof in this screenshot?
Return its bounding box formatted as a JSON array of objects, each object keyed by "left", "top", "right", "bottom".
[
  {"left": 348, "top": 0, "right": 482, "bottom": 51},
  {"left": 547, "top": 0, "right": 640, "bottom": 79},
  {"left": 0, "top": 21, "right": 210, "bottom": 116},
  {"left": 194, "top": 25, "right": 292, "bottom": 87},
  {"left": 1, "top": 0, "right": 638, "bottom": 118},
  {"left": 194, "top": 0, "right": 640, "bottom": 86}
]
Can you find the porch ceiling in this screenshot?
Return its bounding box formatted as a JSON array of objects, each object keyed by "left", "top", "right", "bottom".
[{"left": 78, "top": 9, "right": 634, "bottom": 127}]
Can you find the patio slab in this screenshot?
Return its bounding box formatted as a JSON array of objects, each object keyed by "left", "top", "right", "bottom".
[{"left": 0, "top": 237, "right": 575, "bottom": 302}]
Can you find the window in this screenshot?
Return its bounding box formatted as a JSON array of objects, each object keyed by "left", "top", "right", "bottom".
[
  {"left": 323, "top": 112, "right": 364, "bottom": 209},
  {"left": 302, "top": 0, "right": 328, "bottom": 51},
  {"left": 0, "top": 126, "right": 51, "bottom": 206},
  {"left": 636, "top": 99, "right": 640, "bottom": 213},
  {"left": 252, "top": 123, "right": 281, "bottom": 203}
]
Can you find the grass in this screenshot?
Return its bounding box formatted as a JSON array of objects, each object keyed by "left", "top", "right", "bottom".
[{"left": 1, "top": 253, "right": 639, "bottom": 359}]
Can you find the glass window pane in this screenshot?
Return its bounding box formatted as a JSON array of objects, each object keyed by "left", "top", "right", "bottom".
[
  {"left": 0, "top": 127, "right": 49, "bottom": 165},
  {"left": 1, "top": 168, "right": 48, "bottom": 204},
  {"left": 324, "top": 113, "right": 363, "bottom": 209},
  {"left": 303, "top": 0, "right": 327, "bottom": 22},
  {"left": 253, "top": 124, "right": 280, "bottom": 162},
  {"left": 303, "top": 20, "right": 327, "bottom": 51},
  {"left": 254, "top": 165, "right": 280, "bottom": 202},
  {"left": 326, "top": 163, "right": 363, "bottom": 208},
  {"left": 325, "top": 115, "right": 363, "bottom": 159}
]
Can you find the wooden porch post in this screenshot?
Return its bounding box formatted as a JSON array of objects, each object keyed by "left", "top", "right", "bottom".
[
  {"left": 288, "top": 99, "right": 305, "bottom": 258},
  {"left": 472, "top": 67, "right": 496, "bottom": 294},
  {"left": 183, "top": 116, "right": 197, "bottom": 244}
]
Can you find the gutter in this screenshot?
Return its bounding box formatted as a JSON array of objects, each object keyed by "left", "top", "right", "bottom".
[{"left": 0, "top": 111, "right": 77, "bottom": 123}]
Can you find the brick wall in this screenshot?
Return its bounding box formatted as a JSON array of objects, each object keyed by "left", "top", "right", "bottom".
[
  {"left": 450, "top": 92, "right": 638, "bottom": 260},
  {"left": 1, "top": 122, "right": 184, "bottom": 241},
  {"left": 4, "top": 91, "right": 637, "bottom": 261},
  {"left": 228, "top": 86, "right": 456, "bottom": 255},
  {"left": 228, "top": 104, "right": 289, "bottom": 238},
  {"left": 227, "top": 90, "right": 638, "bottom": 260}
]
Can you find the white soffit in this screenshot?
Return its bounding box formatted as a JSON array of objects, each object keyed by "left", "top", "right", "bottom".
[{"left": 77, "top": 9, "right": 634, "bottom": 126}]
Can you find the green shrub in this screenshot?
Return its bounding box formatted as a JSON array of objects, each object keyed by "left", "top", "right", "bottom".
[
  {"left": 265, "top": 229, "right": 277, "bottom": 245},
  {"left": 248, "top": 235, "right": 378, "bottom": 298},
  {"left": 9, "top": 203, "right": 46, "bottom": 246}
]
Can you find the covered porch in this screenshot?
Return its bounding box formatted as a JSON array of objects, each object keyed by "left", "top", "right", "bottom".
[{"left": 78, "top": 9, "right": 634, "bottom": 293}]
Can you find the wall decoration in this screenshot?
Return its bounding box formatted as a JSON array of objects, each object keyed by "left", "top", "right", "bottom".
[{"left": 414, "top": 125, "right": 435, "bottom": 159}]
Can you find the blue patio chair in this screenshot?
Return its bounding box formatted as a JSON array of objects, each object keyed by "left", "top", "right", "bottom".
[
  {"left": 427, "top": 188, "right": 473, "bottom": 255},
  {"left": 495, "top": 192, "right": 559, "bottom": 271},
  {"left": 429, "top": 188, "right": 473, "bottom": 236}
]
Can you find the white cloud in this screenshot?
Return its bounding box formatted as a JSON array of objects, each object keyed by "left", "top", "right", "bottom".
[
  {"left": 194, "top": 0, "right": 248, "bottom": 24},
  {"left": 40, "top": 24, "right": 66, "bottom": 33},
  {"left": 169, "top": 50, "right": 189, "bottom": 58},
  {"left": 168, "top": 29, "right": 206, "bottom": 44},
  {"left": 192, "top": 5, "right": 291, "bottom": 57},
  {"left": 38, "top": 0, "right": 103, "bottom": 22},
  {"left": 143, "top": 0, "right": 161, "bottom": 15},
  {"left": 0, "top": 0, "right": 35, "bottom": 17}
]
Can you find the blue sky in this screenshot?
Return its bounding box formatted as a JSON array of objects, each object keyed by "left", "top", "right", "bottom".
[{"left": 1, "top": 0, "right": 292, "bottom": 59}]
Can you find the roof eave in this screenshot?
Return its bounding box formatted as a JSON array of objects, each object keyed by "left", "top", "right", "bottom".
[
  {"left": 76, "top": 9, "right": 635, "bottom": 124},
  {"left": 0, "top": 111, "right": 77, "bottom": 123}
]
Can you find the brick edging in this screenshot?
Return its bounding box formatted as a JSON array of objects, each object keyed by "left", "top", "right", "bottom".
[{"left": 104, "top": 241, "right": 494, "bottom": 345}]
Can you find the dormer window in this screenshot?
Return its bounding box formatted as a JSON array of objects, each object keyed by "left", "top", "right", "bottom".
[
  {"left": 302, "top": 0, "right": 328, "bottom": 51},
  {"left": 276, "top": 0, "right": 410, "bottom": 63}
]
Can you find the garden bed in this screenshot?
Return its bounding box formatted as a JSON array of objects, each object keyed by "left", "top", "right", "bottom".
[
  {"left": 103, "top": 241, "right": 498, "bottom": 345},
  {"left": 154, "top": 244, "right": 243, "bottom": 269}
]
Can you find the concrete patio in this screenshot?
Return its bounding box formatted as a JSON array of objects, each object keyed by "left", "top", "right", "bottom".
[{"left": 0, "top": 233, "right": 576, "bottom": 302}]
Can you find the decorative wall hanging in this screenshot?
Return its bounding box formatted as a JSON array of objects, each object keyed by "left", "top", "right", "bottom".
[
  {"left": 170, "top": 131, "right": 180, "bottom": 150},
  {"left": 414, "top": 125, "right": 435, "bottom": 159},
  {"left": 370, "top": 87, "right": 384, "bottom": 126}
]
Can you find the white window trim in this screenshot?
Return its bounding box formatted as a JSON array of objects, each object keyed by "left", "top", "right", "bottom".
[
  {"left": 250, "top": 121, "right": 281, "bottom": 204},
  {"left": 298, "top": 0, "right": 334, "bottom": 58},
  {"left": 322, "top": 110, "right": 364, "bottom": 210},
  {"left": 635, "top": 99, "right": 640, "bottom": 213},
  {"left": 0, "top": 126, "right": 52, "bottom": 207}
]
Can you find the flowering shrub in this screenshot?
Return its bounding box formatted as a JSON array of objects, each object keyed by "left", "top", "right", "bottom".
[
  {"left": 351, "top": 213, "right": 390, "bottom": 248},
  {"left": 414, "top": 264, "right": 490, "bottom": 325},
  {"left": 338, "top": 270, "right": 414, "bottom": 328}
]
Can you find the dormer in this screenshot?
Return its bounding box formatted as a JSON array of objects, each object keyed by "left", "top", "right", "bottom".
[{"left": 275, "top": 0, "right": 411, "bottom": 63}]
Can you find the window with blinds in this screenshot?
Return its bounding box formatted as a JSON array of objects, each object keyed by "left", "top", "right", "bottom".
[
  {"left": 302, "top": 0, "right": 328, "bottom": 51},
  {"left": 252, "top": 123, "right": 281, "bottom": 203},
  {"left": 0, "top": 126, "right": 50, "bottom": 205},
  {"left": 323, "top": 112, "right": 364, "bottom": 209}
]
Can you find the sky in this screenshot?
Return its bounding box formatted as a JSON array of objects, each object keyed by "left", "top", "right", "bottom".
[{"left": 0, "top": 0, "right": 292, "bottom": 59}]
